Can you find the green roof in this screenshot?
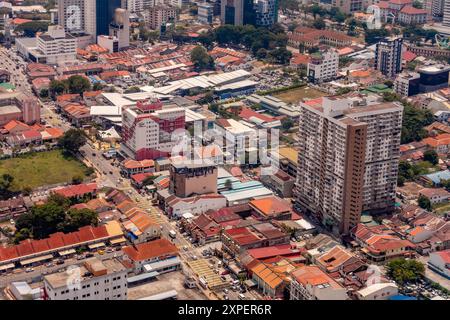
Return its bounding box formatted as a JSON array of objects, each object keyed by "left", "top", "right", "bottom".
[{"left": 0, "top": 83, "right": 15, "bottom": 90}]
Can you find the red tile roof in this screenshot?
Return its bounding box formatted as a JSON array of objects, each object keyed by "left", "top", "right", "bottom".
[
  {"left": 52, "top": 183, "right": 97, "bottom": 198},
  {"left": 122, "top": 238, "right": 178, "bottom": 262}
]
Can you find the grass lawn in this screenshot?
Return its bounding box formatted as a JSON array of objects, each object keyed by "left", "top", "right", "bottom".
[
  {"left": 274, "top": 86, "right": 327, "bottom": 104},
  {"left": 434, "top": 202, "right": 450, "bottom": 216},
  {"left": 0, "top": 150, "right": 89, "bottom": 191}
]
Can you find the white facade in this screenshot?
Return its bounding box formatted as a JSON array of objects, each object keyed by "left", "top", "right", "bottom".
[
  {"left": 307, "top": 50, "right": 339, "bottom": 84},
  {"left": 428, "top": 250, "right": 450, "bottom": 278},
  {"left": 97, "top": 35, "right": 119, "bottom": 53},
  {"left": 290, "top": 267, "right": 349, "bottom": 300},
  {"left": 36, "top": 25, "right": 77, "bottom": 64},
  {"left": 43, "top": 258, "right": 128, "bottom": 300},
  {"left": 58, "top": 0, "right": 97, "bottom": 37},
  {"left": 121, "top": 102, "right": 185, "bottom": 160},
  {"left": 170, "top": 196, "right": 227, "bottom": 217},
  {"left": 356, "top": 283, "right": 399, "bottom": 300}
]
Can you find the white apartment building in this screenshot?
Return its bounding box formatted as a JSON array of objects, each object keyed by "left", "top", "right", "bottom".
[
  {"left": 290, "top": 266, "right": 348, "bottom": 300},
  {"left": 212, "top": 118, "right": 265, "bottom": 165},
  {"left": 394, "top": 72, "right": 420, "bottom": 96},
  {"left": 295, "top": 97, "right": 403, "bottom": 235},
  {"left": 307, "top": 50, "right": 339, "bottom": 84},
  {"left": 121, "top": 100, "right": 186, "bottom": 161},
  {"left": 36, "top": 25, "right": 77, "bottom": 64},
  {"left": 443, "top": 0, "right": 450, "bottom": 25},
  {"left": 43, "top": 258, "right": 128, "bottom": 300}
]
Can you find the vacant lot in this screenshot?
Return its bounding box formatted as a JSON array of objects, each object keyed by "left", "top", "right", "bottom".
[
  {"left": 274, "top": 86, "right": 327, "bottom": 104},
  {"left": 0, "top": 150, "right": 88, "bottom": 191}
]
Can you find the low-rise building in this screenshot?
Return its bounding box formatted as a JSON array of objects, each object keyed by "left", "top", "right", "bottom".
[
  {"left": 43, "top": 258, "right": 128, "bottom": 300},
  {"left": 355, "top": 282, "right": 399, "bottom": 300},
  {"left": 290, "top": 265, "right": 348, "bottom": 300},
  {"left": 428, "top": 249, "right": 450, "bottom": 279},
  {"left": 122, "top": 238, "right": 179, "bottom": 273}
]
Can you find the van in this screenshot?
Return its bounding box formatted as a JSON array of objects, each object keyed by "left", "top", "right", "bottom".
[{"left": 238, "top": 293, "right": 245, "bottom": 300}]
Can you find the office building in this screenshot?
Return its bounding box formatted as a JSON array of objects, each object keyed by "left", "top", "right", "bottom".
[
  {"left": 394, "top": 64, "right": 450, "bottom": 96},
  {"left": 43, "top": 258, "right": 128, "bottom": 300},
  {"left": 255, "top": 0, "right": 278, "bottom": 26},
  {"left": 109, "top": 8, "right": 130, "bottom": 50},
  {"left": 374, "top": 37, "right": 403, "bottom": 78},
  {"left": 307, "top": 49, "right": 339, "bottom": 84},
  {"left": 96, "top": 0, "right": 122, "bottom": 36},
  {"left": 221, "top": 0, "right": 244, "bottom": 25},
  {"left": 198, "top": 2, "right": 214, "bottom": 24},
  {"left": 430, "top": 0, "right": 444, "bottom": 20},
  {"left": 121, "top": 99, "right": 185, "bottom": 161},
  {"left": 295, "top": 97, "right": 403, "bottom": 235}
]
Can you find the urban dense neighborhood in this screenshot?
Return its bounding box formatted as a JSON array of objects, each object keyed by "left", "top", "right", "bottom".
[{"left": 0, "top": 0, "right": 448, "bottom": 303}]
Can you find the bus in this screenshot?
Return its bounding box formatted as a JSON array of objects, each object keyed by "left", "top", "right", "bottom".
[{"left": 169, "top": 230, "right": 177, "bottom": 239}]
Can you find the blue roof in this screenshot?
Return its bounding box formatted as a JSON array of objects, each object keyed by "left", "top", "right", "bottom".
[
  {"left": 389, "top": 295, "right": 418, "bottom": 300},
  {"left": 421, "top": 170, "right": 450, "bottom": 184}
]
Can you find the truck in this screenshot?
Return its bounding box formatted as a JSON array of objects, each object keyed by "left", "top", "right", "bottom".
[
  {"left": 169, "top": 230, "right": 177, "bottom": 239},
  {"left": 199, "top": 277, "right": 208, "bottom": 289}
]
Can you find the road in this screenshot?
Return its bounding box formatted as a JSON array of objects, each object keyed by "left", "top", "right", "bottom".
[{"left": 0, "top": 46, "right": 256, "bottom": 300}]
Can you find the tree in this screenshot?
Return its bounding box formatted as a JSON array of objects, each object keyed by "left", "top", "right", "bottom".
[
  {"left": 281, "top": 117, "right": 294, "bottom": 131},
  {"left": 72, "top": 175, "right": 84, "bottom": 185},
  {"left": 92, "top": 82, "right": 104, "bottom": 91},
  {"left": 190, "top": 45, "right": 215, "bottom": 71},
  {"left": 124, "top": 86, "right": 141, "bottom": 94},
  {"left": 0, "top": 174, "right": 14, "bottom": 200},
  {"left": 143, "top": 175, "right": 157, "bottom": 186},
  {"left": 312, "top": 18, "right": 326, "bottom": 30},
  {"left": 423, "top": 150, "right": 438, "bottom": 165},
  {"left": 39, "top": 88, "right": 49, "bottom": 98},
  {"left": 15, "top": 21, "right": 50, "bottom": 37},
  {"left": 49, "top": 80, "right": 68, "bottom": 97},
  {"left": 401, "top": 103, "right": 434, "bottom": 144},
  {"left": 418, "top": 194, "right": 432, "bottom": 211},
  {"left": 57, "top": 129, "right": 87, "bottom": 155},
  {"left": 412, "top": 0, "right": 423, "bottom": 9},
  {"left": 386, "top": 259, "right": 425, "bottom": 284},
  {"left": 14, "top": 195, "right": 97, "bottom": 240},
  {"left": 267, "top": 47, "right": 292, "bottom": 65},
  {"left": 67, "top": 75, "right": 91, "bottom": 94},
  {"left": 224, "top": 179, "right": 233, "bottom": 190},
  {"left": 65, "top": 208, "right": 98, "bottom": 232}
]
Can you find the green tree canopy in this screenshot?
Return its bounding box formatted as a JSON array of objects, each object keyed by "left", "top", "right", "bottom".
[
  {"left": 423, "top": 150, "right": 439, "bottom": 165},
  {"left": 67, "top": 75, "right": 91, "bottom": 94},
  {"left": 190, "top": 45, "right": 215, "bottom": 71},
  {"left": 418, "top": 194, "right": 432, "bottom": 211},
  {"left": 386, "top": 259, "right": 425, "bottom": 284},
  {"left": 57, "top": 129, "right": 87, "bottom": 155}
]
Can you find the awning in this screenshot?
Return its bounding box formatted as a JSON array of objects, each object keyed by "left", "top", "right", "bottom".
[
  {"left": 20, "top": 254, "right": 53, "bottom": 266},
  {"left": 0, "top": 263, "right": 15, "bottom": 271},
  {"left": 88, "top": 242, "right": 105, "bottom": 250},
  {"left": 127, "top": 271, "right": 159, "bottom": 284},
  {"left": 58, "top": 249, "right": 76, "bottom": 256},
  {"left": 143, "top": 257, "right": 181, "bottom": 272},
  {"left": 110, "top": 236, "right": 127, "bottom": 245}
]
